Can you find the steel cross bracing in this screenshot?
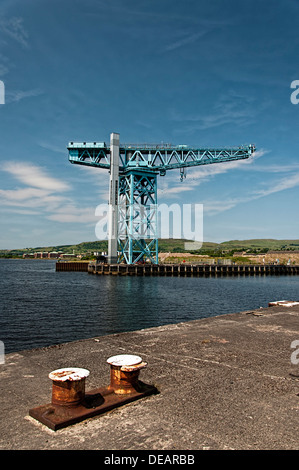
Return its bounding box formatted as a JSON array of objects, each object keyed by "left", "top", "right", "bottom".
[
  {"left": 118, "top": 171, "right": 158, "bottom": 264},
  {"left": 68, "top": 135, "right": 255, "bottom": 265}
]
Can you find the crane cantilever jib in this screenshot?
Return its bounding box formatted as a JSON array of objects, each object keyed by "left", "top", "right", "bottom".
[
  {"left": 67, "top": 133, "right": 255, "bottom": 265},
  {"left": 68, "top": 141, "right": 255, "bottom": 173}
]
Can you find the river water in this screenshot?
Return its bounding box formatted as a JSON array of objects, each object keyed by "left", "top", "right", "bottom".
[{"left": 1, "top": 259, "right": 298, "bottom": 353}]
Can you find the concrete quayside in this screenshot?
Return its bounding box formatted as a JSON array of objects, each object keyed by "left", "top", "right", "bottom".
[{"left": 0, "top": 302, "right": 298, "bottom": 450}]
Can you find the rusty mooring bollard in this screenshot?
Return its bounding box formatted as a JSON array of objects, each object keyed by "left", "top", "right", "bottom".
[
  {"left": 29, "top": 357, "right": 157, "bottom": 430},
  {"left": 107, "top": 354, "right": 147, "bottom": 394},
  {"left": 48, "top": 367, "right": 90, "bottom": 407}
]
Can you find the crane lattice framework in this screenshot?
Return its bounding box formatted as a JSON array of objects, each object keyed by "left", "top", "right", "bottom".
[{"left": 68, "top": 133, "right": 255, "bottom": 265}]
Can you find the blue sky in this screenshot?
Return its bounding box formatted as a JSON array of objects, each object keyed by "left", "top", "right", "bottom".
[{"left": 1, "top": 0, "right": 299, "bottom": 249}]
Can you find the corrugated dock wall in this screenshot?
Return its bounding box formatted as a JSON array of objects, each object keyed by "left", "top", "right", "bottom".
[
  {"left": 56, "top": 262, "right": 89, "bottom": 272},
  {"left": 56, "top": 262, "right": 299, "bottom": 276}
]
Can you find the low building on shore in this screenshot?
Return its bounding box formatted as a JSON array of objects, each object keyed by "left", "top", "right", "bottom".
[
  {"left": 59, "top": 253, "right": 76, "bottom": 259},
  {"left": 48, "top": 252, "right": 62, "bottom": 259},
  {"left": 22, "top": 253, "right": 35, "bottom": 258}
]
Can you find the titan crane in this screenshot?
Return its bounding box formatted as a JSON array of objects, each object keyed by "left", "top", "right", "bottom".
[{"left": 68, "top": 133, "right": 255, "bottom": 265}]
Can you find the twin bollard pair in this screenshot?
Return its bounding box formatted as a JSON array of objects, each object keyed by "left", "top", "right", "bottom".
[{"left": 29, "top": 354, "right": 157, "bottom": 431}]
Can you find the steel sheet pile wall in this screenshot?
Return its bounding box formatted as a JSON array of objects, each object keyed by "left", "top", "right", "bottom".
[
  {"left": 87, "top": 263, "right": 299, "bottom": 276},
  {"left": 56, "top": 262, "right": 89, "bottom": 272}
]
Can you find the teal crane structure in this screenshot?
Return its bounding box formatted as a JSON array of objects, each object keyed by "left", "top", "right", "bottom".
[{"left": 68, "top": 133, "right": 255, "bottom": 265}]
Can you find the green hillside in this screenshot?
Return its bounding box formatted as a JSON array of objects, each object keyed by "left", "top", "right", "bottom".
[
  {"left": 1, "top": 238, "right": 299, "bottom": 258},
  {"left": 218, "top": 239, "right": 299, "bottom": 252}
]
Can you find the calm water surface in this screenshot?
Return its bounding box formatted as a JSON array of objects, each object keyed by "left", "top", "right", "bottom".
[{"left": 1, "top": 259, "right": 299, "bottom": 353}]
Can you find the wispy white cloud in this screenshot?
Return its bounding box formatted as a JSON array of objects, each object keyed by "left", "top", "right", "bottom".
[
  {"left": 203, "top": 170, "right": 299, "bottom": 216},
  {"left": 159, "top": 149, "right": 266, "bottom": 198},
  {"left": 6, "top": 88, "right": 44, "bottom": 103},
  {"left": 158, "top": 183, "right": 193, "bottom": 198},
  {"left": 2, "top": 162, "right": 70, "bottom": 192},
  {"left": 47, "top": 205, "right": 98, "bottom": 224},
  {"left": 0, "top": 57, "right": 8, "bottom": 76},
  {"left": 0, "top": 186, "right": 71, "bottom": 213},
  {"left": 0, "top": 16, "right": 30, "bottom": 82},
  {"left": 172, "top": 90, "right": 269, "bottom": 133},
  {"left": 161, "top": 31, "right": 207, "bottom": 53},
  {"left": 0, "top": 187, "right": 50, "bottom": 202},
  {"left": 0, "top": 161, "right": 101, "bottom": 225},
  {"left": 75, "top": 166, "right": 109, "bottom": 200},
  {"left": 0, "top": 185, "right": 97, "bottom": 224},
  {"left": 0, "top": 16, "right": 29, "bottom": 48},
  {"left": 0, "top": 162, "right": 71, "bottom": 212},
  {"left": 203, "top": 199, "right": 240, "bottom": 216},
  {"left": 158, "top": 148, "right": 299, "bottom": 217},
  {"left": 246, "top": 162, "right": 299, "bottom": 173},
  {"left": 0, "top": 207, "right": 39, "bottom": 216},
  {"left": 253, "top": 172, "right": 299, "bottom": 198},
  {"left": 38, "top": 141, "right": 66, "bottom": 155},
  {"left": 187, "top": 149, "right": 266, "bottom": 181}
]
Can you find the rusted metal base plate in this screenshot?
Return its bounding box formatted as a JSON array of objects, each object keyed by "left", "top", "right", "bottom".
[{"left": 29, "top": 381, "right": 158, "bottom": 431}]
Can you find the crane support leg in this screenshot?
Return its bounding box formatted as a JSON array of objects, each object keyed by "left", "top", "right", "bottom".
[
  {"left": 108, "top": 133, "right": 119, "bottom": 264},
  {"left": 118, "top": 171, "right": 158, "bottom": 265}
]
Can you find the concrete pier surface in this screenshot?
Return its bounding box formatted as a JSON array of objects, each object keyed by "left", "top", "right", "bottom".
[{"left": 0, "top": 304, "right": 298, "bottom": 450}]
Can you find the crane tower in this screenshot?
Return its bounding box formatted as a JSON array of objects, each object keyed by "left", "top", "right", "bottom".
[{"left": 68, "top": 133, "right": 255, "bottom": 264}]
